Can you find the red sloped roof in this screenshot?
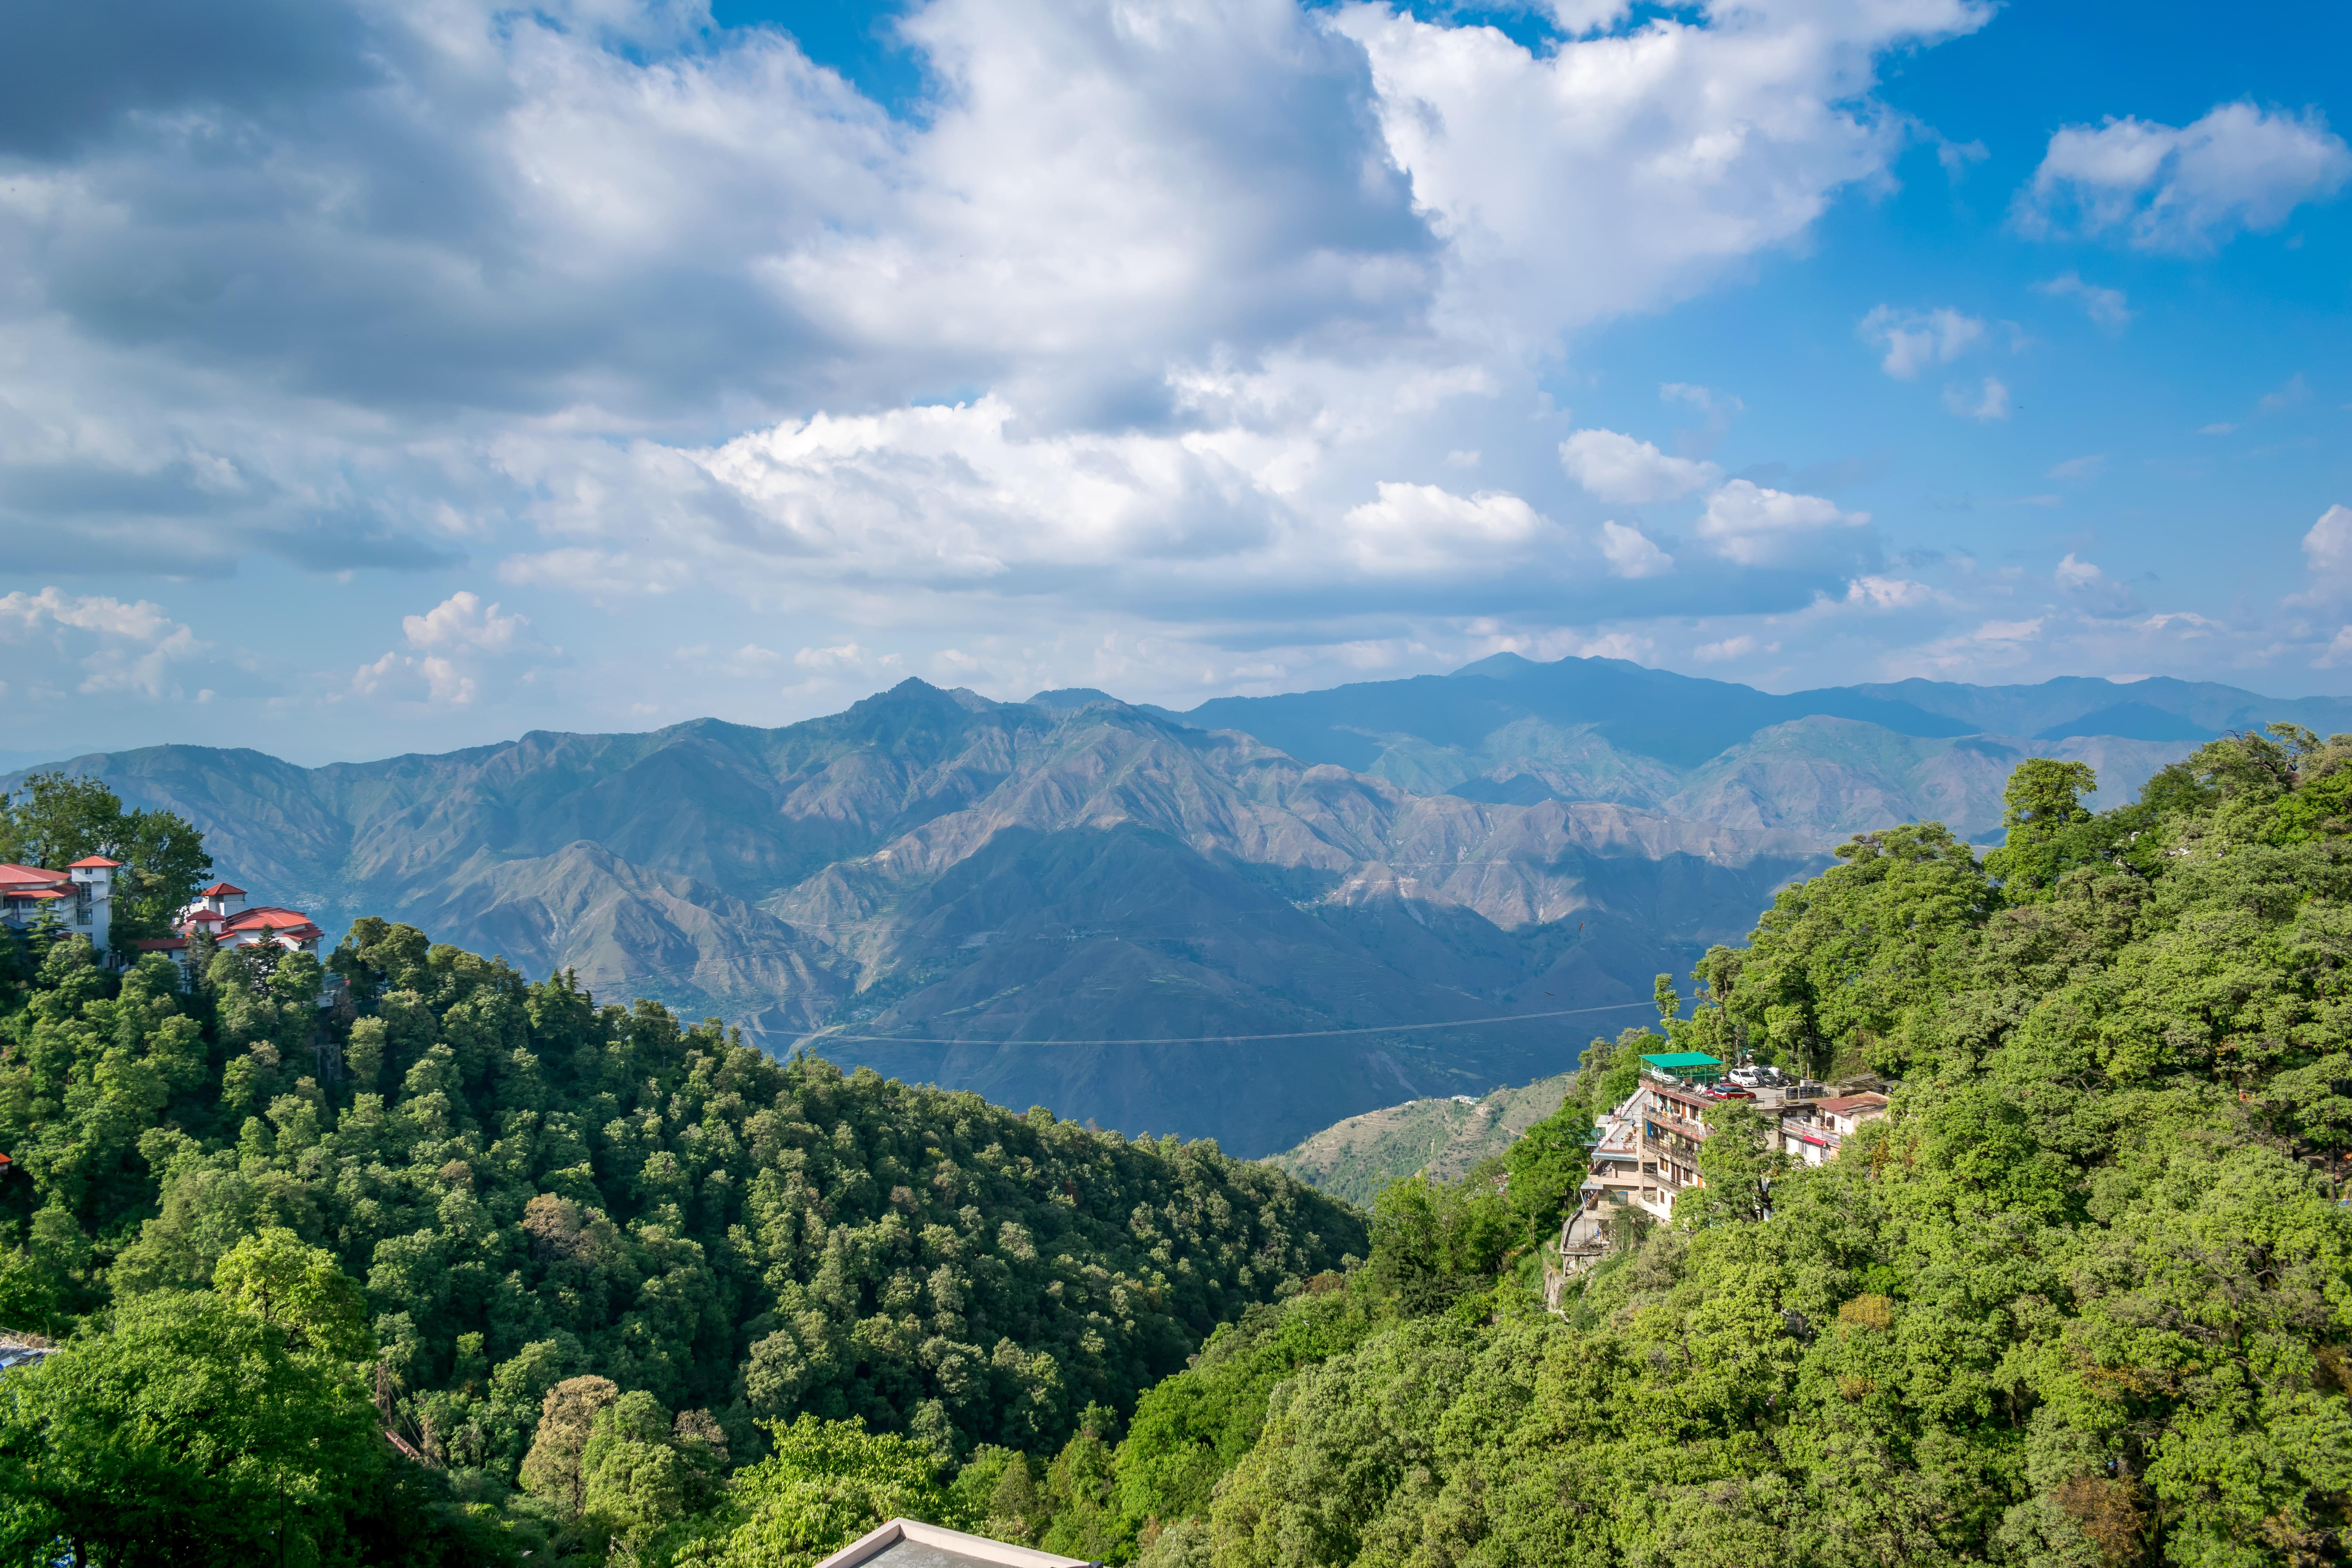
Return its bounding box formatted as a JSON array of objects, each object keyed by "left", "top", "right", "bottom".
[
  {"left": 0, "top": 864, "right": 65, "bottom": 887},
  {"left": 68, "top": 856, "right": 122, "bottom": 869},
  {"left": 198, "top": 882, "right": 247, "bottom": 897},
  {"left": 185, "top": 909, "right": 224, "bottom": 924},
  {"left": 134, "top": 938, "right": 189, "bottom": 951},
  {"left": 13, "top": 889, "right": 65, "bottom": 900},
  {"left": 223, "top": 907, "right": 322, "bottom": 937}
]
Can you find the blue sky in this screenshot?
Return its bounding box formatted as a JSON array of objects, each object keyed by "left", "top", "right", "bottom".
[{"left": 0, "top": 0, "right": 2347, "bottom": 764}]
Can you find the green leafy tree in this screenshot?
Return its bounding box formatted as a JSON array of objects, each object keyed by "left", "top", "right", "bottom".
[
  {"left": 0, "top": 1288, "right": 382, "bottom": 1566},
  {"left": 0, "top": 771, "right": 211, "bottom": 947},
  {"left": 675, "top": 1414, "right": 955, "bottom": 1568}
]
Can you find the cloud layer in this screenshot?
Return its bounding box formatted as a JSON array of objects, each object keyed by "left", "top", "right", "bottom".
[{"left": 1, "top": 0, "right": 2345, "bottom": 753}]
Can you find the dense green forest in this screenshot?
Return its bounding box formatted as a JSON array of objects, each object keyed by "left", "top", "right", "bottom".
[
  {"left": 9, "top": 726, "right": 2352, "bottom": 1565},
  {"left": 0, "top": 773, "right": 1365, "bottom": 1563}
]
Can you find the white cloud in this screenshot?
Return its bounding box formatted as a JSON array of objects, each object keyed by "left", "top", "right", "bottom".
[
  {"left": 1975, "top": 618, "right": 2044, "bottom": 644},
  {"left": 2033, "top": 273, "right": 2132, "bottom": 332},
  {"left": 2258, "top": 374, "right": 2311, "bottom": 415},
  {"left": 1694, "top": 480, "right": 1868, "bottom": 565},
  {"left": 2016, "top": 101, "right": 2352, "bottom": 252},
  {"left": 1341, "top": 483, "right": 1545, "bottom": 573},
  {"left": 0, "top": 588, "right": 206, "bottom": 701},
  {"left": 1333, "top": 0, "right": 1988, "bottom": 350},
  {"left": 1559, "top": 429, "right": 1720, "bottom": 503},
  {"left": 2054, "top": 554, "right": 2103, "bottom": 590},
  {"left": 1597, "top": 521, "right": 1673, "bottom": 579},
  {"left": 1844, "top": 575, "right": 1933, "bottom": 610},
  {"left": 1944, "top": 376, "right": 2010, "bottom": 421},
  {"left": 1858, "top": 305, "right": 1985, "bottom": 379},
  {"left": 402, "top": 592, "right": 531, "bottom": 654},
  {"left": 1692, "top": 634, "right": 1764, "bottom": 662},
  {"left": 2047, "top": 454, "right": 2106, "bottom": 481},
  {"left": 2291, "top": 503, "right": 2352, "bottom": 605},
  {"left": 2315, "top": 627, "right": 2352, "bottom": 670},
  {"left": 347, "top": 652, "right": 476, "bottom": 706},
  {"left": 795, "top": 642, "right": 868, "bottom": 671}
]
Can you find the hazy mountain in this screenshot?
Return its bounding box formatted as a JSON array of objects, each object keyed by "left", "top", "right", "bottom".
[
  {"left": 18, "top": 655, "right": 2335, "bottom": 1152},
  {"left": 1151, "top": 656, "right": 2345, "bottom": 837},
  {"left": 19, "top": 683, "right": 1817, "bottom": 1152}
]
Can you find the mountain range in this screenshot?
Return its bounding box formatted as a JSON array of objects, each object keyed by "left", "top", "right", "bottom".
[{"left": 15, "top": 655, "right": 2344, "bottom": 1154}]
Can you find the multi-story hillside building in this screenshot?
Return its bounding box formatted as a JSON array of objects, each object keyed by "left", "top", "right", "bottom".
[
  {"left": 0, "top": 857, "right": 119, "bottom": 956},
  {"left": 134, "top": 880, "right": 329, "bottom": 979},
  {"left": 1776, "top": 1092, "right": 1890, "bottom": 1166}
]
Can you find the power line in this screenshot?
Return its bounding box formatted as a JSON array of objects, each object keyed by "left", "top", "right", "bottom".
[{"left": 793, "top": 998, "right": 1657, "bottom": 1049}]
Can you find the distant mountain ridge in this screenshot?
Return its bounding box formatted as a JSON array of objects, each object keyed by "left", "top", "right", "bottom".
[{"left": 13, "top": 656, "right": 2341, "bottom": 1152}]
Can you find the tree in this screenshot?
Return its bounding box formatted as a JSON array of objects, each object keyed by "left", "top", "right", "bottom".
[
  {"left": 675, "top": 1415, "right": 955, "bottom": 1568},
  {"left": 0, "top": 1290, "right": 383, "bottom": 1567},
  {"left": 1982, "top": 757, "right": 2099, "bottom": 899},
  {"left": 0, "top": 771, "right": 211, "bottom": 946},
  {"left": 1688, "top": 1099, "right": 1782, "bottom": 1227}
]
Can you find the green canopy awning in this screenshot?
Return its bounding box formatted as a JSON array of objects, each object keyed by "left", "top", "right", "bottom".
[{"left": 1641, "top": 1051, "right": 1726, "bottom": 1083}]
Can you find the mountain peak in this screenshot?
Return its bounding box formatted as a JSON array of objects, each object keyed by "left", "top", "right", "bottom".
[{"left": 1027, "top": 687, "right": 1123, "bottom": 710}]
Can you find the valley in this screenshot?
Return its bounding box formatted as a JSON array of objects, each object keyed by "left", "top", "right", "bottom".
[{"left": 13, "top": 654, "right": 2339, "bottom": 1153}]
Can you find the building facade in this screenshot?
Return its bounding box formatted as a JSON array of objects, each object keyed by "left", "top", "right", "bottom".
[{"left": 0, "top": 857, "right": 118, "bottom": 957}]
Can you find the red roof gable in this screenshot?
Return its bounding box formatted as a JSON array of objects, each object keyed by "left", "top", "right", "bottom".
[
  {"left": 198, "top": 882, "right": 247, "bottom": 897},
  {"left": 223, "top": 906, "right": 317, "bottom": 930},
  {"left": 0, "top": 864, "right": 65, "bottom": 887},
  {"left": 68, "top": 855, "right": 122, "bottom": 869}
]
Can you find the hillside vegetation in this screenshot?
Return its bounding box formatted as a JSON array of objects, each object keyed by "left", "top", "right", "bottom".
[
  {"left": 963, "top": 726, "right": 2352, "bottom": 1566},
  {"left": 12, "top": 725, "right": 2352, "bottom": 1565},
  {"left": 0, "top": 913, "right": 1362, "bottom": 1562},
  {"left": 1273, "top": 1074, "right": 1576, "bottom": 1207}
]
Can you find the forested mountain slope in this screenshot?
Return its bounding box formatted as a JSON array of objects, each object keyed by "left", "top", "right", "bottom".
[
  {"left": 1271, "top": 1073, "right": 1577, "bottom": 1207},
  {"left": 12, "top": 728, "right": 2352, "bottom": 1565},
  {"left": 0, "top": 917, "right": 1362, "bottom": 1561},
  {"left": 983, "top": 726, "right": 2352, "bottom": 1568}
]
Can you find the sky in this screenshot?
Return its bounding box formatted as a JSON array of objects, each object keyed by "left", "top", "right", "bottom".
[{"left": 1, "top": 0, "right": 2348, "bottom": 766}]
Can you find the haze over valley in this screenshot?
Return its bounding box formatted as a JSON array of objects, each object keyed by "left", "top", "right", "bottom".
[{"left": 16, "top": 652, "right": 2338, "bottom": 1153}]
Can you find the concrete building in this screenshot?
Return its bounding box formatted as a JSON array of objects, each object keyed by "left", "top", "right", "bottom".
[
  {"left": 0, "top": 856, "right": 118, "bottom": 957},
  {"left": 1776, "top": 1092, "right": 1890, "bottom": 1166},
  {"left": 134, "top": 880, "right": 334, "bottom": 999}
]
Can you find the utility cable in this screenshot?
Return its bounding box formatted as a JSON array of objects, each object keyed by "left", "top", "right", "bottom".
[{"left": 793, "top": 997, "right": 1658, "bottom": 1049}]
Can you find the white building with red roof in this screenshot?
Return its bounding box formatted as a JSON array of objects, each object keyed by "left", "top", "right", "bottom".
[
  {"left": 0, "top": 857, "right": 118, "bottom": 956},
  {"left": 135, "top": 879, "right": 328, "bottom": 974}
]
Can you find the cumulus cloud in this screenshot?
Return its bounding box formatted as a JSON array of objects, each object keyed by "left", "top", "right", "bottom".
[
  {"left": 0, "top": 0, "right": 2060, "bottom": 742},
  {"left": 0, "top": 587, "right": 207, "bottom": 701},
  {"left": 1340, "top": 483, "right": 1545, "bottom": 574},
  {"left": 402, "top": 592, "right": 531, "bottom": 654},
  {"left": 1845, "top": 576, "right": 1933, "bottom": 610},
  {"left": 1597, "top": 521, "right": 1674, "bottom": 580},
  {"left": 1560, "top": 430, "right": 1719, "bottom": 503},
  {"left": 1944, "top": 376, "right": 2010, "bottom": 421},
  {"left": 2034, "top": 273, "right": 2132, "bottom": 332},
  {"left": 1693, "top": 633, "right": 1768, "bottom": 662},
  {"left": 1695, "top": 481, "right": 1868, "bottom": 565},
  {"left": 348, "top": 651, "right": 474, "bottom": 706},
  {"left": 2291, "top": 504, "right": 2352, "bottom": 605},
  {"left": 1859, "top": 306, "right": 1985, "bottom": 379},
  {"left": 2016, "top": 101, "right": 2352, "bottom": 252}
]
